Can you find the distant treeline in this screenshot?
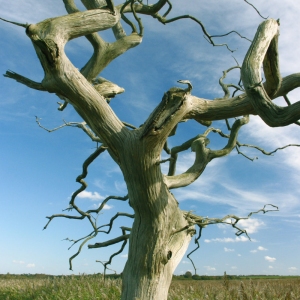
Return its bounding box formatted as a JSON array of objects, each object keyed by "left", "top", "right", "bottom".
[
  {"left": 0, "top": 273, "right": 119, "bottom": 280},
  {"left": 173, "top": 274, "right": 300, "bottom": 281},
  {"left": 0, "top": 273, "right": 299, "bottom": 281}
]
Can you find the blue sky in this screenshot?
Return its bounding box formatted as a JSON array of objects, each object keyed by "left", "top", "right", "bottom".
[{"left": 0, "top": 0, "right": 300, "bottom": 276}]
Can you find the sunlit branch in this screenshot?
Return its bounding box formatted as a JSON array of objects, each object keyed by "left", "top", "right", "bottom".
[
  {"left": 175, "top": 204, "right": 278, "bottom": 275},
  {"left": 184, "top": 204, "right": 279, "bottom": 236},
  {"left": 35, "top": 117, "right": 102, "bottom": 143},
  {"left": 4, "top": 70, "right": 46, "bottom": 91},
  {"left": 88, "top": 233, "right": 130, "bottom": 248},
  {"left": 164, "top": 116, "right": 249, "bottom": 189},
  {"left": 241, "top": 19, "right": 300, "bottom": 127},
  {"left": 0, "top": 17, "right": 28, "bottom": 28}
]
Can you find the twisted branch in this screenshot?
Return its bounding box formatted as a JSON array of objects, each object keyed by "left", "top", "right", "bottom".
[
  {"left": 182, "top": 204, "right": 278, "bottom": 274},
  {"left": 243, "top": 0, "right": 268, "bottom": 19},
  {"left": 164, "top": 116, "right": 249, "bottom": 189},
  {"left": 35, "top": 117, "right": 102, "bottom": 143}
]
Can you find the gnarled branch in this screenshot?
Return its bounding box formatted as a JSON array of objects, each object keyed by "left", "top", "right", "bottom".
[
  {"left": 241, "top": 19, "right": 300, "bottom": 127},
  {"left": 164, "top": 116, "right": 249, "bottom": 189}
]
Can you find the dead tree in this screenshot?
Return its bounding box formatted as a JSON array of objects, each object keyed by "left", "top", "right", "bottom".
[{"left": 2, "top": 0, "right": 300, "bottom": 299}]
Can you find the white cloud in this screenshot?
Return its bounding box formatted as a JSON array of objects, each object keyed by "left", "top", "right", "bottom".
[
  {"left": 181, "top": 260, "right": 190, "bottom": 264},
  {"left": 258, "top": 246, "right": 267, "bottom": 251},
  {"left": 238, "top": 254, "right": 242, "bottom": 257},
  {"left": 269, "top": 266, "right": 273, "bottom": 269},
  {"left": 288, "top": 267, "right": 297, "bottom": 271},
  {"left": 236, "top": 219, "right": 265, "bottom": 234},
  {"left": 13, "top": 260, "right": 25, "bottom": 264},
  {"left": 26, "top": 264, "right": 35, "bottom": 268},
  {"left": 102, "top": 204, "right": 113, "bottom": 210},
  {"left": 224, "top": 247, "right": 234, "bottom": 252},
  {"left": 121, "top": 254, "right": 128, "bottom": 258},
  {"left": 265, "top": 256, "right": 276, "bottom": 263},
  {"left": 77, "top": 191, "right": 104, "bottom": 201},
  {"left": 252, "top": 246, "right": 267, "bottom": 253},
  {"left": 205, "top": 236, "right": 251, "bottom": 243}
]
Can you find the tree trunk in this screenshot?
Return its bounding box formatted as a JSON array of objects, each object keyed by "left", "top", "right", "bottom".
[{"left": 119, "top": 134, "right": 194, "bottom": 299}]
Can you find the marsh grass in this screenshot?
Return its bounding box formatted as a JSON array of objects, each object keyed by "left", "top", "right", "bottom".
[
  {"left": 0, "top": 274, "right": 299, "bottom": 300},
  {"left": 0, "top": 274, "right": 121, "bottom": 300}
]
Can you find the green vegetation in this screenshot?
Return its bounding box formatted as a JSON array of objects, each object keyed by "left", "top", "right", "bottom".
[
  {"left": 0, "top": 274, "right": 121, "bottom": 300},
  {"left": 0, "top": 274, "right": 299, "bottom": 299}
]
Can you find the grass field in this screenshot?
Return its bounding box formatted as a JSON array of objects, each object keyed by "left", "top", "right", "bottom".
[{"left": 0, "top": 274, "right": 299, "bottom": 299}]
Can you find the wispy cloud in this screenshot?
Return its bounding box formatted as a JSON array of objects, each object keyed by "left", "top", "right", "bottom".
[
  {"left": 251, "top": 246, "right": 268, "bottom": 253},
  {"left": 205, "top": 236, "right": 251, "bottom": 243},
  {"left": 26, "top": 263, "right": 35, "bottom": 268},
  {"left": 12, "top": 260, "right": 25, "bottom": 264},
  {"left": 204, "top": 266, "right": 216, "bottom": 271}
]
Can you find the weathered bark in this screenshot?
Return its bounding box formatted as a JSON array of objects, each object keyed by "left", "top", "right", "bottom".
[{"left": 118, "top": 134, "right": 194, "bottom": 299}]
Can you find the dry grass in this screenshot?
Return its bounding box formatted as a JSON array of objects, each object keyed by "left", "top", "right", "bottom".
[
  {"left": 168, "top": 278, "right": 300, "bottom": 299},
  {"left": 0, "top": 275, "right": 299, "bottom": 299}
]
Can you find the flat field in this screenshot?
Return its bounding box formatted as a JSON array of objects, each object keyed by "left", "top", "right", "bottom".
[{"left": 0, "top": 274, "right": 299, "bottom": 299}]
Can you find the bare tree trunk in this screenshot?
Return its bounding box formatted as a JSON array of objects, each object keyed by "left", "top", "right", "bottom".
[{"left": 119, "top": 135, "right": 193, "bottom": 299}]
